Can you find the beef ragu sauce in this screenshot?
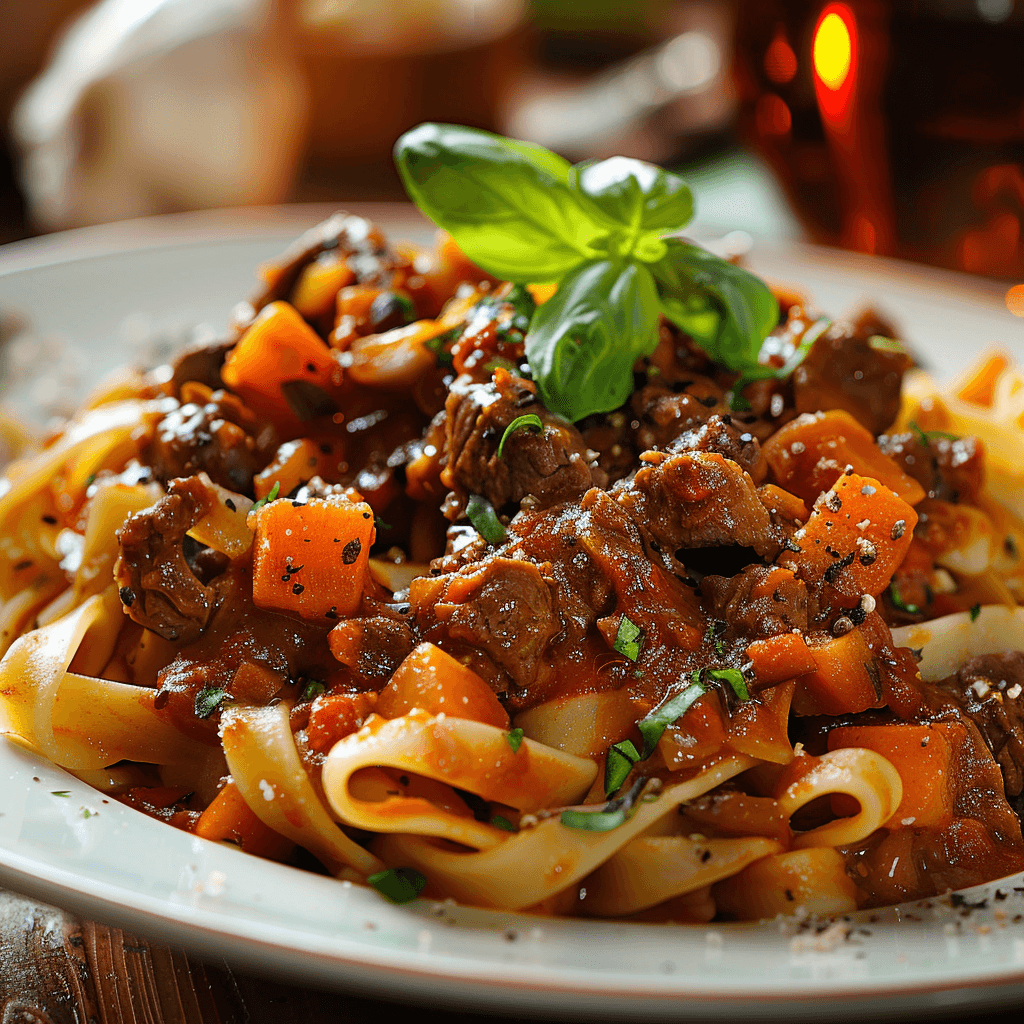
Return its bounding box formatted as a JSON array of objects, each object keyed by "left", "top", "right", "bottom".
[{"left": 99, "top": 211, "right": 1024, "bottom": 910}]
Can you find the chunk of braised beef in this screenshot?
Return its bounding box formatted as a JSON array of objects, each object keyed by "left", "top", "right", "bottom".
[
  {"left": 612, "top": 449, "right": 789, "bottom": 560},
  {"left": 701, "top": 565, "right": 811, "bottom": 639},
  {"left": 145, "top": 388, "right": 269, "bottom": 496},
  {"left": 577, "top": 411, "right": 637, "bottom": 485},
  {"left": 241, "top": 212, "right": 400, "bottom": 327},
  {"left": 418, "top": 557, "right": 560, "bottom": 699},
  {"left": 443, "top": 368, "right": 600, "bottom": 518},
  {"left": 667, "top": 414, "right": 767, "bottom": 484},
  {"left": 877, "top": 432, "right": 984, "bottom": 504},
  {"left": 928, "top": 652, "right": 1024, "bottom": 801},
  {"left": 330, "top": 613, "right": 417, "bottom": 683},
  {"left": 792, "top": 310, "right": 912, "bottom": 436},
  {"left": 629, "top": 373, "right": 726, "bottom": 452},
  {"left": 167, "top": 338, "right": 234, "bottom": 396},
  {"left": 115, "top": 478, "right": 215, "bottom": 644}
]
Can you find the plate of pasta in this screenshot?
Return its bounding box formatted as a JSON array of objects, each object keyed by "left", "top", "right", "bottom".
[{"left": 2, "top": 125, "right": 1024, "bottom": 1019}]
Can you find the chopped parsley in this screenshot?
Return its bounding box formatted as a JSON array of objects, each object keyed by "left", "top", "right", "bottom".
[
  {"left": 195, "top": 686, "right": 230, "bottom": 719},
  {"left": 970, "top": 603, "right": 982, "bottom": 622},
  {"left": 250, "top": 481, "right": 280, "bottom": 513},
  {"left": 613, "top": 615, "right": 643, "bottom": 662},
  {"left": 424, "top": 329, "right": 457, "bottom": 367},
  {"left": 561, "top": 777, "right": 649, "bottom": 832},
  {"left": 637, "top": 678, "right": 708, "bottom": 759},
  {"left": 888, "top": 584, "right": 921, "bottom": 615},
  {"left": 490, "top": 814, "right": 515, "bottom": 832},
  {"left": 367, "top": 867, "right": 428, "bottom": 904},
  {"left": 51, "top": 790, "right": 71, "bottom": 797},
  {"left": 910, "top": 420, "right": 958, "bottom": 445},
  {"left": 497, "top": 414, "right": 544, "bottom": 459},
  {"left": 466, "top": 494, "right": 507, "bottom": 544},
  {"left": 300, "top": 678, "right": 326, "bottom": 702},
  {"left": 505, "top": 727, "right": 524, "bottom": 754}
]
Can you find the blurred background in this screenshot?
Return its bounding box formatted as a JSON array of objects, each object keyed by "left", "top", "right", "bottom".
[{"left": 0, "top": 0, "right": 1022, "bottom": 283}]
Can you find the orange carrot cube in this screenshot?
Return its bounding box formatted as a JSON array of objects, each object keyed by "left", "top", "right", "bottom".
[{"left": 251, "top": 496, "right": 374, "bottom": 621}]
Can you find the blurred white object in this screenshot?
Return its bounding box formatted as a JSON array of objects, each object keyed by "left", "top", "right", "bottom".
[{"left": 11, "top": 0, "right": 309, "bottom": 229}]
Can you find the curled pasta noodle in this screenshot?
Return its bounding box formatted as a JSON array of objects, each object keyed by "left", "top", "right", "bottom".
[
  {"left": 321, "top": 709, "right": 597, "bottom": 850},
  {"left": 894, "top": 605, "right": 1024, "bottom": 682},
  {"left": 713, "top": 848, "right": 860, "bottom": 919},
  {"left": 0, "top": 587, "right": 206, "bottom": 768},
  {"left": 220, "top": 702, "right": 384, "bottom": 877},
  {"left": 375, "top": 755, "right": 758, "bottom": 911},
  {"left": 777, "top": 748, "right": 903, "bottom": 850},
  {"left": 580, "top": 835, "right": 784, "bottom": 918}
]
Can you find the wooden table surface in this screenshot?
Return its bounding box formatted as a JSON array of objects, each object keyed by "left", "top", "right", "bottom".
[{"left": 1, "top": 887, "right": 1021, "bottom": 1024}]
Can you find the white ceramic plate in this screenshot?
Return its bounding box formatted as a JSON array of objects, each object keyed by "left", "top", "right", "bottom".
[{"left": 1, "top": 207, "right": 1024, "bottom": 1020}]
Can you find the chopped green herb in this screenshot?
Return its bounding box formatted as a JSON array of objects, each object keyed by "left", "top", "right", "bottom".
[
  {"left": 300, "top": 679, "right": 326, "bottom": 703},
  {"left": 505, "top": 727, "right": 524, "bottom": 753},
  {"left": 490, "top": 814, "right": 515, "bottom": 832},
  {"left": 250, "top": 481, "right": 280, "bottom": 514},
  {"left": 867, "top": 334, "right": 909, "bottom": 356},
  {"left": 888, "top": 585, "right": 920, "bottom": 615},
  {"left": 424, "top": 329, "right": 457, "bottom": 366},
  {"left": 604, "top": 739, "right": 641, "bottom": 797},
  {"left": 561, "top": 777, "right": 649, "bottom": 833},
  {"left": 705, "top": 667, "right": 750, "bottom": 702},
  {"left": 613, "top": 615, "right": 643, "bottom": 662},
  {"left": 367, "top": 867, "right": 428, "bottom": 904},
  {"left": 970, "top": 603, "right": 982, "bottom": 622},
  {"left": 392, "top": 292, "right": 418, "bottom": 323},
  {"left": 373, "top": 515, "right": 392, "bottom": 531},
  {"left": 51, "top": 790, "right": 70, "bottom": 797},
  {"left": 466, "top": 494, "right": 507, "bottom": 544},
  {"left": 195, "top": 686, "right": 229, "bottom": 719},
  {"left": 82, "top": 808, "right": 96, "bottom": 819},
  {"left": 909, "top": 420, "right": 958, "bottom": 444},
  {"left": 85, "top": 474, "right": 97, "bottom": 487},
  {"left": 482, "top": 356, "right": 519, "bottom": 374},
  {"left": 497, "top": 414, "right": 544, "bottom": 459},
  {"left": 637, "top": 679, "right": 707, "bottom": 759}
]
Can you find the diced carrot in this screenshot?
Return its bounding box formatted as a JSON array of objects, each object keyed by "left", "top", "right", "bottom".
[
  {"left": 292, "top": 251, "right": 355, "bottom": 321},
  {"left": 791, "top": 627, "right": 887, "bottom": 716},
  {"left": 377, "top": 642, "right": 510, "bottom": 729},
  {"left": 221, "top": 301, "right": 340, "bottom": 430},
  {"left": 251, "top": 496, "right": 375, "bottom": 621},
  {"left": 745, "top": 633, "right": 817, "bottom": 690},
  {"left": 306, "top": 692, "right": 379, "bottom": 753},
  {"left": 254, "top": 437, "right": 345, "bottom": 500},
  {"left": 780, "top": 471, "right": 918, "bottom": 599},
  {"left": 194, "top": 781, "right": 295, "bottom": 859},
  {"left": 955, "top": 352, "right": 1009, "bottom": 408},
  {"left": 827, "top": 722, "right": 960, "bottom": 830},
  {"left": 757, "top": 484, "right": 809, "bottom": 525},
  {"left": 763, "top": 410, "right": 925, "bottom": 506}
]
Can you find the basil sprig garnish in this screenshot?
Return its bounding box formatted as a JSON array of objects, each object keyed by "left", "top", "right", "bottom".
[{"left": 394, "top": 123, "right": 780, "bottom": 422}]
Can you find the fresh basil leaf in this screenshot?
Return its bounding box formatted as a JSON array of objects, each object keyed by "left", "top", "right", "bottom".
[
  {"left": 705, "top": 667, "right": 750, "bottom": 702},
  {"left": 497, "top": 414, "right": 544, "bottom": 459},
  {"left": 466, "top": 494, "right": 507, "bottom": 544},
  {"left": 525, "top": 259, "right": 660, "bottom": 421},
  {"left": 637, "top": 680, "right": 707, "bottom": 759},
  {"left": 505, "top": 727, "right": 524, "bottom": 753},
  {"left": 652, "top": 240, "right": 779, "bottom": 372},
  {"left": 368, "top": 867, "right": 428, "bottom": 904},
  {"left": 394, "top": 123, "right": 611, "bottom": 283},
  {"left": 574, "top": 157, "right": 693, "bottom": 256},
  {"left": 613, "top": 615, "right": 643, "bottom": 662},
  {"left": 604, "top": 739, "right": 641, "bottom": 796}
]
